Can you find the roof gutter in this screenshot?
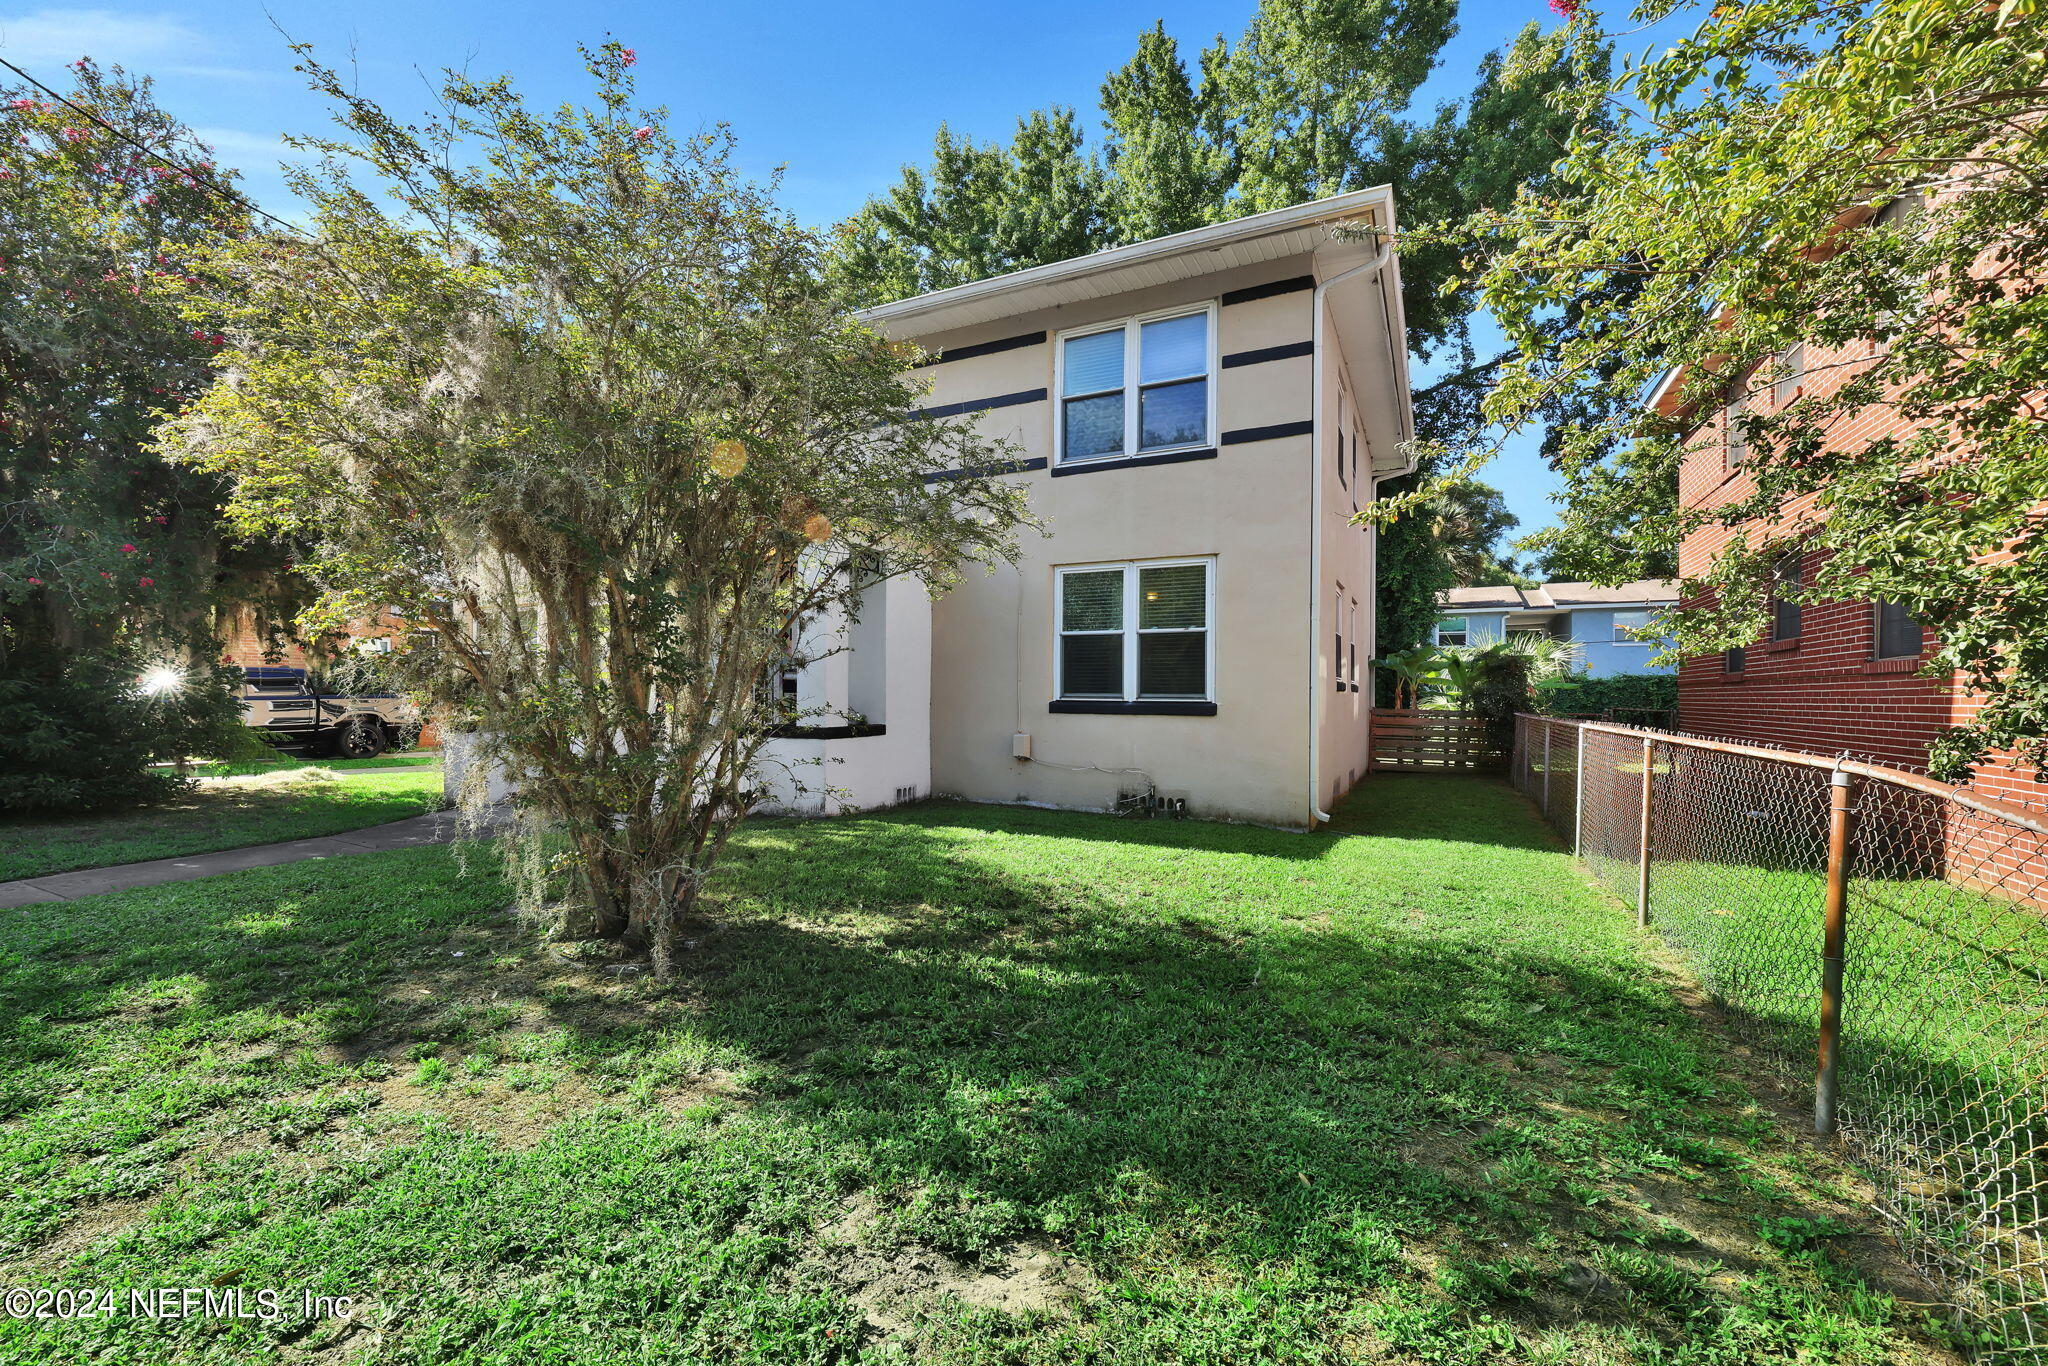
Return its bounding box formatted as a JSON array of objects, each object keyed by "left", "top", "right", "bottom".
[{"left": 1308, "top": 236, "right": 1394, "bottom": 829}]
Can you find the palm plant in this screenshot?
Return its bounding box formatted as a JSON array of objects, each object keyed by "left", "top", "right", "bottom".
[
  {"left": 1374, "top": 646, "right": 1443, "bottom": 709},
  {"left": 1500, "top": 632, "right": 1584, "bottom": 686}
]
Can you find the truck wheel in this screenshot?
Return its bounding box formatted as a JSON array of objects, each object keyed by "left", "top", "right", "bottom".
[{"left": 330, "top": 716, "right": 389, "bottom": 760}]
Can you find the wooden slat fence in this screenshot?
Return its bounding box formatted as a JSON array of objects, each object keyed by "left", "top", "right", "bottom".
[{"left": 1369, "top": 708, "right": 1505, "bottom": 773}]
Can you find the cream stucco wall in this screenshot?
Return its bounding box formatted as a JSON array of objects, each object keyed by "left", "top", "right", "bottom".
[{"left": 894, "top": 254, "right": 1384, "bottom": 828}]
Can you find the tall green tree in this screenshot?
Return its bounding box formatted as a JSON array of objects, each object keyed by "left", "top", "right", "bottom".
[
  {"left": 1097, "top": 23, "right": 1230, "bottom": 241},
  {"left": 1458, "top": 0, "right": 2048, "bottom": 780},
  {"left": 830, "top": 4, "right": 1604, "bottom": 679},
  {"left": 1431, "top": 479, "right": 1533, "bottom": 587},
  {"left": 168, "top": 45, "right": 1032, "bottom": 972},
  {"left": 0, "top": 61, "right": 268, "bottom": 810}
]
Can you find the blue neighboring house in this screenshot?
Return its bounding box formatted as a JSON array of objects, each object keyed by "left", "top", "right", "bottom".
[{"left": 1433, "top": 580, "right": 1679, "bottom": 678}]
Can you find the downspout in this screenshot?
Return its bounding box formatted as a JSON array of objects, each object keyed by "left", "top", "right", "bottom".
[{"left": 1307, "top": 238, "right": 1393, "bottom": 828}]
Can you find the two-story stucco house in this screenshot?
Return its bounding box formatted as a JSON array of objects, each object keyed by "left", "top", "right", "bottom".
[
  {"left": 1433, "top": 580, "right": 1679, "bottom": 679},
  {"left": 755, "top": 188, "right": 1415, "bottom": 828}
]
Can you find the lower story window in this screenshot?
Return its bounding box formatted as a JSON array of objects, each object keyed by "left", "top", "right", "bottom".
[
  {"left": 1875, "top": 599, "right": 1922, "bottom": 659},
  {"left": 1057, "top": 558, "right": 1213, "bottom": 701}
]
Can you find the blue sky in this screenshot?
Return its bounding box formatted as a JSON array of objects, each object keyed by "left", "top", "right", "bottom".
[{"left": 0, "top": 1, "right": 1645, "bottom": 556}]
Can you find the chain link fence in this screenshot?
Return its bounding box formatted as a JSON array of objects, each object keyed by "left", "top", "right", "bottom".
[{"left": 1513, "top": 714, "right": 2048, "bottom": 1362}]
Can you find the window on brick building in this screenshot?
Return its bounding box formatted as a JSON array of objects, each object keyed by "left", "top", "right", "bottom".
[
  {"left": 1875, "top": 599, "right": 1922, "bottom": 660},
  {"left": 1774, "top": 342, "right": 1805, "bottom": 407},
  {"left": 1771, "top": 552, "right": 1802, "bottom": 641},
  {"left": 1725, "top": 646, "right": 1746, "bottom": 673},
  {"left": 1723, "top": 388, "right": 1748, "bottom": 468}
]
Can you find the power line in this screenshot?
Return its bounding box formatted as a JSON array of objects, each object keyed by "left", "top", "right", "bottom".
[{"left": 0, "top": 54, "right": 308, "bottom": 241}]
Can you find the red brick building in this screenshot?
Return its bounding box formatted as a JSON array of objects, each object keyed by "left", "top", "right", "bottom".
[{"left": 1662, "top": 201, "right": 2044, "bottom": 810}]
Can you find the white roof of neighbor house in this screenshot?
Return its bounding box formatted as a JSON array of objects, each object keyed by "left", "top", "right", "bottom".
[
  {"left": 857, "top": 186, "right": 1396, "bottom": 336},
  {"left": 1439, "top": 580, "right": 1679, "bottom": 612}
]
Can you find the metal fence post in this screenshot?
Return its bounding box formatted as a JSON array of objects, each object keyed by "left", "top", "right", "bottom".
[
  {"left": 1816, "top": 767, "right": 1856, "bottom": 1135},
  {"left": 1574, "top": 724, "right": 1586, "bottom": 858},
  {"left": 1542, "top": 724, "right": 1553, "bottom": 814},
  {"left": 1637, "top": 735, "right": 1654, "bottom": 928}
]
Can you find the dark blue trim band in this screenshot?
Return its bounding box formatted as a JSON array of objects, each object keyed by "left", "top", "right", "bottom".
[
  {"left": 1221, "top": 420, "right": 1314, "bottom": 446},
  {"left": 922, "top": 457, "right": 1048, "bottom": 484},
  {"left": 911, "top": 388, "right": 1047, "bottom": 421},
  {"left": 1221, "top": 275, "right": 1314, "bottom": 306},
  {"left": 1049, "top": 700, "right": 1218, "bottom": 717},
  {"left": 1049, "top": 447, "right": 1217, "bottom": 477},
  {"left": 928, "top": 331, "right": 1045, "bottom": 365},
  {"left": 1221, "top": 340, "right": 1314, "bottom": 369}
]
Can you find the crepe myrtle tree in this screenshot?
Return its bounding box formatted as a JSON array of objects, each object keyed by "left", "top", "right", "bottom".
[
  {"left": 1383, "top": 0, "right": 2048, "bottom": 780},
  {"left": 164, "top": 45, "right": 1032, "bottom": 970}
]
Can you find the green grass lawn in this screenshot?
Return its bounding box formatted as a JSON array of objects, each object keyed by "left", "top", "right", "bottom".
[
  {"left": 169, "top": 752, "right": 445, "bottom": 779},
  {"left": 0, "top": 778, "right": 1965, "bottom": 1364},
  {"left": 0, "top": 770, "right": 449, "bottom": 881}
]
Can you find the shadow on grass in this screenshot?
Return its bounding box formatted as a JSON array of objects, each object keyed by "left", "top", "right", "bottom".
[{"left": 0, "top": 779, "right": 1967, "bottom": 1362}]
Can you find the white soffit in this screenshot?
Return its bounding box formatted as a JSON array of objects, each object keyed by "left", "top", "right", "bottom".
[{"left": 861, "top": 187, "right": 1394, "bottom": 338}]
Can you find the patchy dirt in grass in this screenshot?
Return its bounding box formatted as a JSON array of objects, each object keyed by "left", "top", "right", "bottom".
[
  {"left": 6, "top": 1197, "right": 160, "bottom": 1276},
  {"left": 805, "top": 1191, "right": 1099, "bottom": 1338}
]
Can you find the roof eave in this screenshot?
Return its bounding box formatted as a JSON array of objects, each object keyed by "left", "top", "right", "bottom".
[{"left": 856, "top": 185, "right": 1396, "bottom": 331}]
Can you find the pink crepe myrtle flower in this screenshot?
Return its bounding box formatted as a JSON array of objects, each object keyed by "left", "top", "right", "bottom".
[
  {"left": 61, "top": 126, "right": 87, "bottom": 142},
  {"left": 120, "top": 543, "right": 137, "bottom": 552},
  {"left": 619, "top": 48, "right": 637, "bottom": 66},
  {"left": 633, "top": 126, "right": 653, "bottom": 142},
  {"left": 26, "top": 577, "right": 41, "bottom": 586},
  {"left": 138, "top": 577, "right": 155, "bottom": 587}
]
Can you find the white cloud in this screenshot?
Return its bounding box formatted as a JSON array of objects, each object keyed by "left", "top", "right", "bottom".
[
  {"left": 191, "top": 126, "right": 288, "bottom": 162},
  {"left": 0, "top": 8, "right": 270, "bottom": 81}
]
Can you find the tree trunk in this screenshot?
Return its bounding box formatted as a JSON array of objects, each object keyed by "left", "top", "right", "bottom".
[{"left": 575, "top": 833, "right": 630, "bottom": 940}]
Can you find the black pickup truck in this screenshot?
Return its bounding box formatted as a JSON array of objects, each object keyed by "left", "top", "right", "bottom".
[{"left": 237, "top": 666, "right": 418, "bottom": 758}]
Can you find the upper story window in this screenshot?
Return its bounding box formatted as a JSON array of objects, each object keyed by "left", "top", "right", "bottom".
[
  {"left": 1612, "top": 609, "right": 1659, "bottom": 643},
  {"left": 1056, "top": 558, "right": 1213, "bottom": 702},
  {"left": 1875, "top": 599, "right": 1922, "bottom": 660},
  {"left": 1057, "top": 305, "right": 1215, "bottom": 465},
  {"left": 1723, "top": 386, "right": 1749, "bottom": 469},
  {"left": 1772, "top": 552, "right": 1803, "bottom": 641},
  {"left": 1435, "top": 617, "right": 1469, "bottom": 648},
  {"left": 1774, "top": 342, "right": 1805, "bottom": 407}
]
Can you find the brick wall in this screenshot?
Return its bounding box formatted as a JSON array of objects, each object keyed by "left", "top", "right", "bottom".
[{"left": 1673, "top": 337, "right": 2045, "bottom": 806}]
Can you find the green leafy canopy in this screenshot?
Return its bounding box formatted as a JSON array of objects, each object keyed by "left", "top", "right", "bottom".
[
  {"left": 1411, "top": 0, "right": 2048, "bottom": 779},
  {"left": 162, "top": 44, "right": 1034, "bottom": 969}
]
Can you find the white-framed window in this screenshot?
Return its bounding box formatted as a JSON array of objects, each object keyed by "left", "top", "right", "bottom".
[
  {"left": 1611, "top": 609, "right": 1659, "bottom": 643},
  {"left": 1056, "top": 557, "right": 1214, "bottom": 701},
  {"left": 1055, "top": 304, "right": 1217, "bottom": 465},
  {"left": 1435, "top": 616, "right": 1469, "bottom": 648}
]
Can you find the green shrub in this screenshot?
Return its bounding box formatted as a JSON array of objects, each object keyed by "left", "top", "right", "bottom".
[
  {"left": 1468, "top": 652, "right": 1533, "bottom": 756},
  {"left": 0, "top": 650, "right": 248, "bottom": 815},
  {"left": 1535, "top": 673, "right": 1678, "bottom": 722}
]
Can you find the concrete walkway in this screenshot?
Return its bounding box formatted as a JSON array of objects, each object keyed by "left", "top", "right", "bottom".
[{"left": 0, "top": 809, "right": 472, "bottom": 909}]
